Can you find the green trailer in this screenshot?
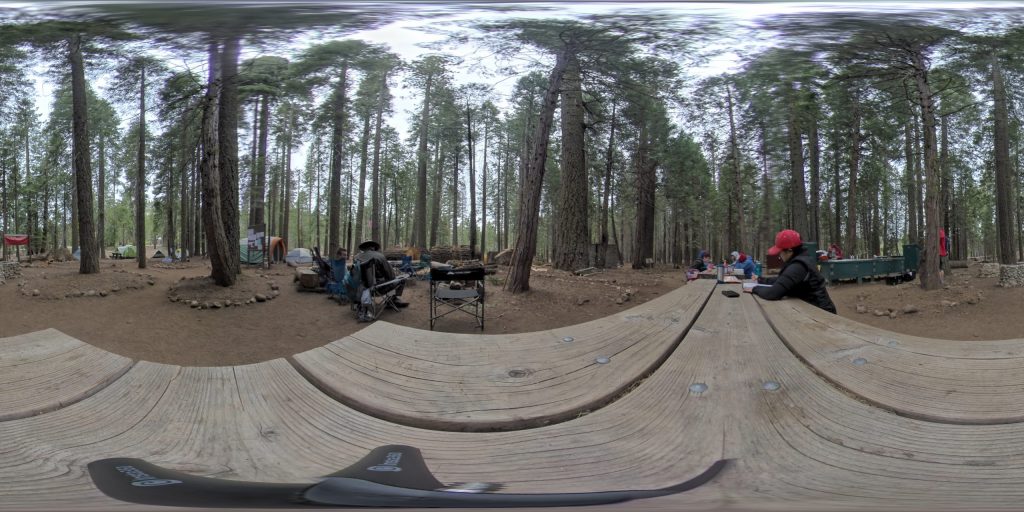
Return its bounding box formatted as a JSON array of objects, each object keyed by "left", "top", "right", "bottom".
[{"left": 818, "top": 245, "right": 919, "bottom": 284}]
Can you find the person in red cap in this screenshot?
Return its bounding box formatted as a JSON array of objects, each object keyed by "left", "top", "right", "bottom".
[{"left": 750, "top": 229, "right": 836, "bottom": 313}]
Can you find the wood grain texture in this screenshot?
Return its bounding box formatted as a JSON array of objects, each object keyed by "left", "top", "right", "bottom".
[
  {"left": 0, "top": 311, "right": 726, "bottom": 510},
  {"left": 759, "top": 298, "right": 1024, "bottom": 424},
  {"left": 711, "top": 292, "right": 1024, "bottom": 509},
  {"left": 0, "top": 328, "right": 133, "bottom": 422},
  {"left": 291, "top": 279, "right": 715, "bottom": 430},
  {"left": 10, "top": 291, "right": 1024, "bottom": 510}
]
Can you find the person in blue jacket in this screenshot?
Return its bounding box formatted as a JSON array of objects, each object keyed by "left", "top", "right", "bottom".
[{"left": 730, "top": 251, "right": 757, "bottom": 279}]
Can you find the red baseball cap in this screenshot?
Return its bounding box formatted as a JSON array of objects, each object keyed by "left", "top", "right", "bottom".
[{"left": 767, "top": 229, "right": 802, "bottom": 256}]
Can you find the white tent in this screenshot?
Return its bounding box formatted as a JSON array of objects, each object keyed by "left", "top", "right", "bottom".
[{"left": 285, "top": 248, "right": 313, "bottom": 267}]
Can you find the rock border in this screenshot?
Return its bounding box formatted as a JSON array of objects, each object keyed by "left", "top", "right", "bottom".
[{"left": 167, "top": 273, "right": 280, "bottom": 310}]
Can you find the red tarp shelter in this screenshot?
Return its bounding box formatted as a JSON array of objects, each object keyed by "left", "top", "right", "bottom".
[
  {"left": 2, "top": 234, "right": 28, "bottom": 262},
  {"left": 3, "top": 234, "right": 29, "bottom": 246}
]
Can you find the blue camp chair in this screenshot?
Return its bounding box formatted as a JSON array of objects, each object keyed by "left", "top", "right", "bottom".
[{"left": 326, "top": 258, "right": 349, "bottom": 303}]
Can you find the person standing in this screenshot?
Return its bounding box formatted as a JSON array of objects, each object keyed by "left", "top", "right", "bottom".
[
  {"left": 750, "top": 229, "right": 837, "bottom": 314},
  {"left": 939, "top": 227, "right": 948, "bottom": 285}
]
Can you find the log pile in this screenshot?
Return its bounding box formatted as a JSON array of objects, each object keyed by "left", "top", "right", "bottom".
[
  {"left": 948, "top": 260, "right": 969, "bottom": 269},
  {"left": 383, "top": 246, "right": 410, "bottom": 260},
  {"left": 426, "top": 245, "right": 473, "bottom": 263}
]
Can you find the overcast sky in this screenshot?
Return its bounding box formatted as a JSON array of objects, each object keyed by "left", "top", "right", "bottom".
[{"left": 22, "top": 1, "right": 1024, "bottom": 184}]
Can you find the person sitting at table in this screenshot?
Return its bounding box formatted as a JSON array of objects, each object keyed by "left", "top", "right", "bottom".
[
  {"left": 689, "top": 250, "right": 712, "bottom": 272},
  {"left": 730, "top": 250, "right": 757, "bottom": 279},
  {"left": 750, "top": 229, "right": 836, "bottom": 314}
]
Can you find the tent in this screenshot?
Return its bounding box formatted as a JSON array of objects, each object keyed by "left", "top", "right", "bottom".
[
  {"left": 117, "top": 245, "right": 137, "bottom": 259},
  {"left": 240, "top": 236, "right": 286, "bottom": 264},
  {"left": 285, "top": 248, "right": 313, "bottom": 267}
]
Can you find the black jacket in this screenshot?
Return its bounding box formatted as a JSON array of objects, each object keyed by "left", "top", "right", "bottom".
[{"left": 753, "top": 249, "right": 837, "bottom": 314}]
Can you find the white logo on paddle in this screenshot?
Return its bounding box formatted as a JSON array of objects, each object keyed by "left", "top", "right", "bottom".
[
  {"left": 367, "top": 451, "right": 403, "bottom": 472},
  {"left": 116, "top": 465, "right": 182, "bottom": 487}
]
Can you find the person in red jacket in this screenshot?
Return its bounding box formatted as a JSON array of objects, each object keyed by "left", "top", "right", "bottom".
[{"left": 939, "top": 228, "right": 948, "bottom": 285}]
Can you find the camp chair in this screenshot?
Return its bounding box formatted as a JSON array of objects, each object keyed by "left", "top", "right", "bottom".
[
  {"left": 351, "top": 259, "right": 409, "bottom": 323},
  {"left": 429, "top": 267, "right": 485, "bottom": 330},
  {"left": 326, "top": 258, "right": 350, "bottom": 303}
]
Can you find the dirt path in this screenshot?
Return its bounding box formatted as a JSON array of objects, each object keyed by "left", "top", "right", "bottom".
[{"left": 0, "top": 255, "right": 680, "bottom": 366}]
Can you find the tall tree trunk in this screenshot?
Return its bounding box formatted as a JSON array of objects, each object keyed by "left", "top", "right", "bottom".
[
  {"left": 355, "top": 108, "right": 371, "bottom": 246},
  {"left": 507, "top": 48, "right": 569, "bottom": 293},
  {"left": 760, "top": 122, "right": 773, "bottom": 258},
  {"left": 412, "top": 72, "right": 433, "bottom": 248},
  {"left": 219, "top": 34, "right": 240, "bottom": 276},
  {"left": 467, "top": 104, "right": 477, "bottom": 259},
  {"left": 451, "top": 144, "right": 459, "bottom": 247},
  {"left": 633, "top": 123, "right": 656, "bottom": 269},
  {"left": 97, "top": 134, "right": 106, "bottom": 258},
  {"left": 327, "top": 61, "right": 349, "bottom": 257},
  {"left": 69, "top": 34, "right": 98, "bottom": 274},
  {"left": 254, "top": 93, "right": 270, "bottom": 229},
  {"left": 283, "top": 119, "right": 292, "bottom": 248},
  {"left": 180, "top": 143, "right": 189, "bottom": 258},
  {"left": 831, "top": 126, "right": 842, "bottom": 247},
  {"left": 940, "top": 108, "right": 950, "bottom": 253},
  {"left": 905, "top": 119, "right": 918, "bottom": 245},
  {"left": 598, "top": 102, "right": 617, "bottom": 268},
  {"left": 846, "top": 88, "right": 861, "bottom": 258},
  {"left": 71, "top": 177, "right": 78, "bottom": 253},
  {"left": 993, "top": 54, "right": 1016, "bottom": 264},
  {"left": 725, "top": 83, "right": 744, "bottom": 254},
  {"left": 553, "top": 53, "right": 589, "bottom": 270},
  {"left": 808, "top": 107, "right": 821, "bottom": 246},
  {"left": 370, "top": 76, "right": 387, "bottom": 243},
  {"left": 913, "top": 53, "right": 942, "bottom": 290},
  {"left": 199, "top": 40, "right": 233, "bottom": 287},
  {"left": 913, "top": 115, "right": 924, "bottom": 243},
  {"left": 786, "top": 81, "right": 809, "bottom": 238},
  {"left": 248, "top": 99, "right": 258, "bottom": 224},
  {"left": 481, "top": 117, "right": 489, "bottom": 256},
  {"left": 430, "top": 144, "right": 444, "bottom": 248}
]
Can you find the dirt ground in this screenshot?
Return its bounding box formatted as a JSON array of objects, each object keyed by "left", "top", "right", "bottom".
[
  {"left": 0, "top": 249, "right": 679, "bottom": 366},
  {"left": 826, "top": 261, "right": 1024, "bottom": 341},
  {"left": 2, "top": 253, "right": 1021, "bottom": 366}
]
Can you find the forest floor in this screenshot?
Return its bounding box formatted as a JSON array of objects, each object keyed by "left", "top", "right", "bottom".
[{"left": 1, "top": 251, "right": 1020, "bottom": 365}]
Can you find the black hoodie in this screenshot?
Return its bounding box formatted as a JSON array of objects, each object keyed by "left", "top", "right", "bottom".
[{"left": 753, "top": 247, "right": 837, "bottom": 314}]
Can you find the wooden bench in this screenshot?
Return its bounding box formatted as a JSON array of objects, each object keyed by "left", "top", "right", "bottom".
[
  {"left": 0, "top": 329, "right": 133, "bottom": 422},
  {"left": 290, "top": 279, "right": 715, "bottom": 430},
  {"left": 758, "top": 298, "right": 1024, "bottom": 424}
]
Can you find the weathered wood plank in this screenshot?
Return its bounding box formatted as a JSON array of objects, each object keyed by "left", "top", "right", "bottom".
[
  {"left": 290, "top": 279, "right": 715, "bottom": 430},
  {"left": 0, "top": 328, "right": 133, "bottom": 421},
  {"left": 0, "top": 312, "right": 727, "bottom": 509},
  {"left": 710, "top": 293, "right": 1024, "bottom": 509},
  {"left": 759, "top": 298, "right": 1024, "bottom": 424}
]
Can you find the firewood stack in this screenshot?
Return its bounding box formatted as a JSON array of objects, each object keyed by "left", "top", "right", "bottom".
[{"left": 426, "top": 245, "right": 473, "bottom": 263}]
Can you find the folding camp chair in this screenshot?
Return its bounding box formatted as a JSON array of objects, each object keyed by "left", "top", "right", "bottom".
[
  {"left": 351, "top": 259, "right": 409, "bottom": 322},
  {"left": 429, "top": 267, "right": 485, "bottom": 330}
]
